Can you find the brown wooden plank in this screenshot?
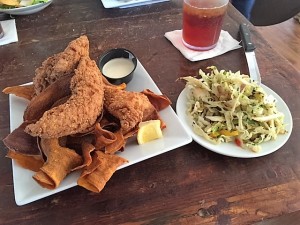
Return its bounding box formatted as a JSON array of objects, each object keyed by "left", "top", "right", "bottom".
[{"left": 257, "top": 18, "right": 300, "bottom": 73}]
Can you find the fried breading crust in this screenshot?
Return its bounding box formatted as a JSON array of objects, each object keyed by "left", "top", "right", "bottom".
[
  {"left": 33, "top": 35, "right": 89, "bottom": 95},
  {"left": 104, "top": 87, "right": 156, "bottom": 134},
  {"left": 25, "top": 57, "right": 104, "bottom": 138}
]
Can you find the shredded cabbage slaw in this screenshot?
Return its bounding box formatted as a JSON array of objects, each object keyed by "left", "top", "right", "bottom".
[{"left": 182, "top": 66, "right": 287, "bottom": 152}]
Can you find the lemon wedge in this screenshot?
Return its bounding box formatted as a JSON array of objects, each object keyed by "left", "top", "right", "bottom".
[{"left": 137, "top": 120, "right": 163, "bottom": 144}]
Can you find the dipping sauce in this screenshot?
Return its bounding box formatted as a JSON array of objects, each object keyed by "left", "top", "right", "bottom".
[
  {"left": 102, "top": 58, "right": 135, "bottom": 79},
  {"left": 0, "top": 23, "right": 4, "bottom": 39}
]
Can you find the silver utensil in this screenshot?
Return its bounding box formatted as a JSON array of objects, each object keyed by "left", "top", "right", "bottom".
[{"left": 239, "top": 23, "right": 261, "bottom": 85}]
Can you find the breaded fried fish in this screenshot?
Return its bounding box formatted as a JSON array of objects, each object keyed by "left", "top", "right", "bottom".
[
  {"left": 104, "top": 87, "right": 156, "bottom": 134},
  {"left": 33, "top": 35, "right": 89, "bottom": 95},
  {"left": 25, "top": 57, "right": 104, "bottom": 138}
]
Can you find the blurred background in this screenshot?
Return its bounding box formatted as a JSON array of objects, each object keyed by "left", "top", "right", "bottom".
[{"left": 231, "top": 0, "right": 300, "bottom": 73}]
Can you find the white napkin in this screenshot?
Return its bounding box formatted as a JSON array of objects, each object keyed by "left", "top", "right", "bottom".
[
  {"left": 119, "top": 0, "right": 169, "bottom": 8},
  {"left": 0, "top": 19, "right": 18, "bottom": 46},
  {"left": 165, "top": 30, "right": 241, "bottom": 61}
]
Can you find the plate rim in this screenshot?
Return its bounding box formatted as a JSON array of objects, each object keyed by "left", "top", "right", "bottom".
[{"left": 176, "top": 83, "right": 293, "bottom": 158}]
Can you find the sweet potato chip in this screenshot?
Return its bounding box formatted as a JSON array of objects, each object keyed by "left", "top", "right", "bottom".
[
  {"left": 6, "top": 150, "right": 44, "bottom": 172},
  {"left": 105, "top": 129, "right": 125, "bottom": 154},
  {"left": 72, "top": 142, "right": 95, "bottom": 171},
  {"left": 33, "top": 138, "right": 83, "bottom": 189},
  {"left": 79, "top": 151, "right": 102, "bottom": 177},
  {"left": 94, "top": 121, "right": 125, "bottom": 154},
  {"left": 66, "top": 134, "right": 94, "bottom": 153},
  {"left": 142, "top": 89, "right": 171, "bottom": 111},
  {"left": 77, "top": 151, "right": 128, "bottom": 193},
  {"left": 33, "top": 171, "right": 56, "bottom": 189},
  {"left": 2, "top": 84, "right": 35, "bottom": 101},
  {"left": 23, "top": 73, "right": 72, "bottom": 121},
  {"left": 3, "top": 122, "right": 41, "bottom": 156},
  {"left": 99, "top": 114, "right": 120, "bottom": 132},
  {"left": 94, "top": 123, "right": 117, "bottom": 150}
]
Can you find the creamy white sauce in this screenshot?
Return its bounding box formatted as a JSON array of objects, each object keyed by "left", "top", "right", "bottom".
[{"left": 102, "top": 58, "right": 135, "bottom": 79}]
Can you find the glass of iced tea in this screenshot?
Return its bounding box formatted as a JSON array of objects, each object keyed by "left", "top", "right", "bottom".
[{"left": 182, "top": 0, "right": 229, "bottom": 51}]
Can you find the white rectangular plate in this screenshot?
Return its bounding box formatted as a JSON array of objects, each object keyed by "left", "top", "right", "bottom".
[
  {"left": 101, "top": 0, "right": 169, "bottom": 9},
  {"left": 9, "top": 60, "right": 192, "bottom": 206}
]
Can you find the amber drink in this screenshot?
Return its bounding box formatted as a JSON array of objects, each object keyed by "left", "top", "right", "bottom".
[{"left": 182, "top": 0, "right": 229, "bottom": 51}]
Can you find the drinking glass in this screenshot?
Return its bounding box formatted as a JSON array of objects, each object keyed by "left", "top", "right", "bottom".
[{"left": 182, "top": 0, "right": 229, "bottom": 51}]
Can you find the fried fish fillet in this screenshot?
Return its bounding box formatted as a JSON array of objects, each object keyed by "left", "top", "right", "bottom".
[
  {"left": 25, "top": 57, "right": 104, "bottom": 138},
  {"left": 33, "top": 35, "right": 89, "bottom": 95},
  {"left": 104, "top": 87, "right": 156, "bottom": 134}
]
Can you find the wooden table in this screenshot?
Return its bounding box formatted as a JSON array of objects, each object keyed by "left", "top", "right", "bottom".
[{"left": 1, "top": 1, "right": 299, "bottom": 224}]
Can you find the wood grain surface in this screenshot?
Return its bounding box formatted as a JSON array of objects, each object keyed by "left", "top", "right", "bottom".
[
  {"left": 257, "top": 18, "right": 300, "bottom": 73},
  {"left": 0, "top": 1, "right": 300, "bottom": 225}
]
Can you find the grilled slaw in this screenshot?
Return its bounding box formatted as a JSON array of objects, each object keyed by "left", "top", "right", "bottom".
[{"left": 182, "top": 66, "right": 287, "bottom": 152}]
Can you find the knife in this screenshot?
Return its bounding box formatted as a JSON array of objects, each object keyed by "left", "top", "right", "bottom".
[{"left": 239, "top": 23, "right": 261, "bottom": 85}]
